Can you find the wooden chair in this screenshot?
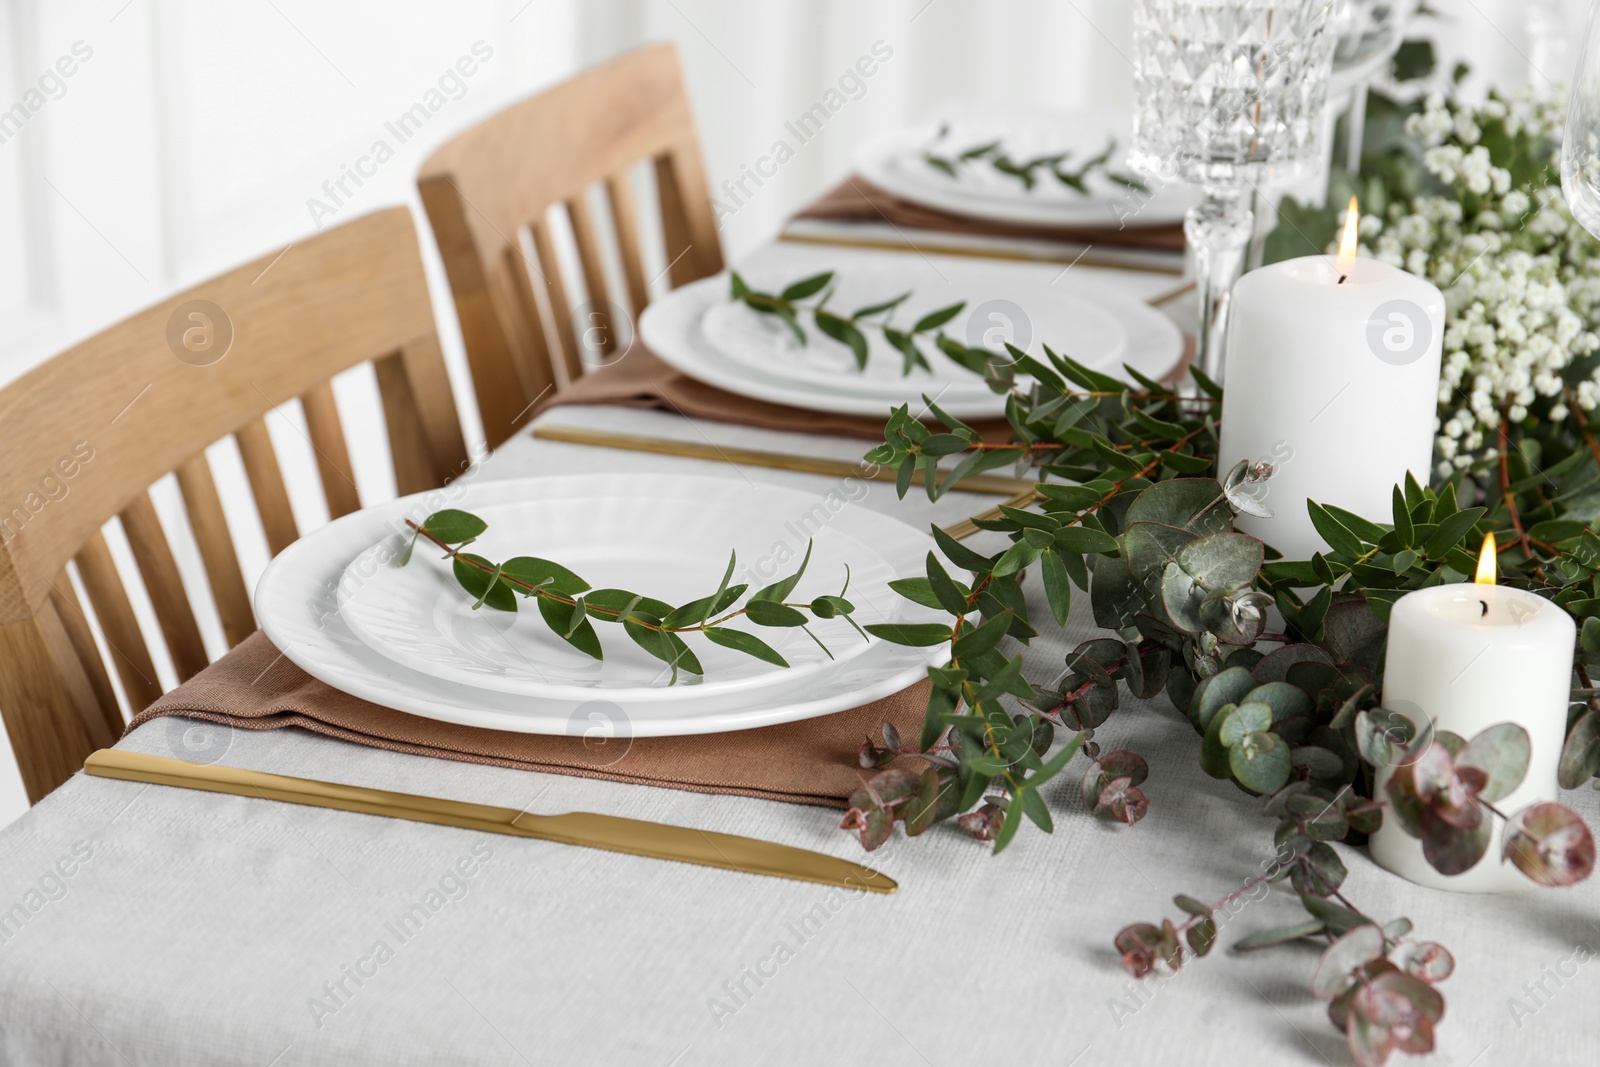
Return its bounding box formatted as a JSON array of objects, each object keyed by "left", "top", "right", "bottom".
[
  {"left": 0, "top": 207, "right": 469, "bottom": 803},
  {"left": 419, "top": 41, "right": 724, "bottom": 450}
]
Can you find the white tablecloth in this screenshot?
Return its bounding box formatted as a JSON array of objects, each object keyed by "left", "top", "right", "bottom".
[{"left": 2, "top": 402, "right": 1597, "bottom": 1066}]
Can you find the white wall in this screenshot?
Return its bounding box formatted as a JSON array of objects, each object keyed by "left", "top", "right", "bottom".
[{"left": 0, "top": 0, "right": 1573, "bottom": 826}]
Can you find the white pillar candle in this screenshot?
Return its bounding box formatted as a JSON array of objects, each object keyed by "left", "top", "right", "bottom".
[
  {"left": 1370, "top": 547, "right": 1575, "bottom": 893},
  {"left": 1217, "top": 205, "right": 1444, "bottom": 561}
]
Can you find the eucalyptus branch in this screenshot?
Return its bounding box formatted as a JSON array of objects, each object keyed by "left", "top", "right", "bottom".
[
  {"left": 921, "top": 127, "right": 1148, "bottom": 195},
  {"left": 402, "top": 510, "right": 865, "bottom": 681},
  {"left": 729, "top": 271, "right": 964, "bottom": 375}
]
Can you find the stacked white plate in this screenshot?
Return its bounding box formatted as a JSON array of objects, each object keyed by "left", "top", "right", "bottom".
[
  {"left": 855, "top": 103, "right": 1196, "bottom": 229},
  {"left": 640, "top": 243, "right": 1184, "bottom": 420},
  {"left": 254, "top": 474, "right": 951, "bottom": 736}
]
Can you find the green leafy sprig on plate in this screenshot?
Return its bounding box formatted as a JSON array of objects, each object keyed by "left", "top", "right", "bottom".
[
  {"left": 729, "top": 271, "right": 964, "bottom": 375},
  {"left": 402, "top": 510, "right": 864, "bottom": 683},
  {"left": 922, "top": 127, "right": 1149, "bottom": 195}
]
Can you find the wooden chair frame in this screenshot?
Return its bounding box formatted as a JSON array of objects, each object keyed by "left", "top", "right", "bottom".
[
  {"left": 0, "top": 207, "right": 468, "bottom": 803},
  {"left": 419, "top": 41, "right": 724, "bottom": 449}
]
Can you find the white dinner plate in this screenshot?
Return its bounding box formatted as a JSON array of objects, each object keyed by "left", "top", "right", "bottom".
[
  {"left": 855, "top": 104, "right": 1195, "bottom": 229},
  {"left": 255, "top": 475, "right": 950, "bottom": 736},
  {"left": 641, "top": 245, "right": 1183, "bottom": 419},
  {"left": 337, "top": 493, "right": 897, "bottom": 701}
]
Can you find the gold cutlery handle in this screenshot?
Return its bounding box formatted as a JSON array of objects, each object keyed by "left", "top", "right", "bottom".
[{"left": 83, "top": 749, "right": 896, "bottom": 894}]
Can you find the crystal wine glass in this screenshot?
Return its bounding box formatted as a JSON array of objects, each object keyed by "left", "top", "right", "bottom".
[
  {"left": 1130, "top": 0, "right": 1340, "bottom": 384},
  {"left": 1328, "top": 0, "right": 1416, "bottom": 170},
  {"left": 1562, "top": 0, "right": 1600, "bottom": 238}
]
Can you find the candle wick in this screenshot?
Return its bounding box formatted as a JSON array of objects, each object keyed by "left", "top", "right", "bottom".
[
  {"left": 1479, "top": 599, "right": 1488, "bottom": 618},
  {"left": 1337, "top": 274, "right": 1348, "bottom": 285}
]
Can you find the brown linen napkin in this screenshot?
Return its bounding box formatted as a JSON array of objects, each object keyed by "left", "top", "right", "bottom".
[
  {"left": 538, "top": 345, "right": 1011, "bottom": 442},
  {"left": 129, "top": 632, "right": 929, "bottom": 808},
  {"left": 796, "top": 177, "right": 1187, "bottom": 253}
]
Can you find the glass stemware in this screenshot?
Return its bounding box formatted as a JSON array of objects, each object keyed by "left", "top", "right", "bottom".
[
  {"left": 1131, "top": 0, "right": 1340, "bottom": 384},
  {"left": 1562, "top": 0, "right": 1600, "bottom": 238}
]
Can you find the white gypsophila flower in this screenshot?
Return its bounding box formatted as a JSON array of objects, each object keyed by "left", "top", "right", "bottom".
[{"left": 1330, "top": 89, "right": 1600, "bottom": 472}]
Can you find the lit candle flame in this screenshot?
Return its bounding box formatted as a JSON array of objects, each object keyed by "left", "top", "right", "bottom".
[
  {"left": 1475, "top": 531, "right": 1498, "bottom": 585},
  {"left": 1335, "top": 196, "right": 1360, "bottom": 281}
]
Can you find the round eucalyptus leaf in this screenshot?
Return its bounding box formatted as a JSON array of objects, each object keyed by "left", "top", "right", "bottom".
[
  {"left": 1309, "top": 924, "right": 1385, "bottom": 1000},
  {"left": 1456, "top": 722, "right": 1531, "bottom": 802},
  {"left": 1123, "top": 521, "right": 1197, "bottom": 586},
  {"left": 1419, "top": 806, "right": 1492, "bottom": 876},
  {"left": 1242, "top": 681, "right": 1314, "bottom": 723},
  {"left": 1173, "top": 532, "right": 1264, "bottom": 595},
  {"left": 1504, "top": 802, "right": 1597, "bottom": 886},
  {"left": 1220, "top": 701, "right": 1273, "bottom": 748},
  {"left": 1189, "top": 665, "right": 1257, "bottom": 734},
  {"left": 1160, "top": 560, "right": 1206, "bottom": 633},
  {"left": 1558, "top": 709, "right": 1600, "bottom": 789},
  {"left": 1229, "top": 730, "right": 1292, "bottom": 793},
  {"left": 1123, "top": 477, "right": 1233, "bottom": 533}
]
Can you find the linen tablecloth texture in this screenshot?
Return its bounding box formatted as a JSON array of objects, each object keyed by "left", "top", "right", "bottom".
[
  {"left": 797, "top": 177, "right": 1188, "bottom": 252},
  {"left": 128, "top": 632, "right": 930, "bottom": 807}
]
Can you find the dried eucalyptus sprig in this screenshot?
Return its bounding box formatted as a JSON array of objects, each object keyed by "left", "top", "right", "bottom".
[
  {"left": 922, "top": 126, "right": 1149, "bottom": 195},
  {"left": 728, "top": 271, "right": 963, "bottom": 375},
  {"left": 402, "top": 510, "right": 864, "bottom": 682}
]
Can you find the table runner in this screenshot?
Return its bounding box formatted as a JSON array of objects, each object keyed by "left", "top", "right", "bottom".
[
  {"left": 128, "top": 632, "right": 930, "bottom": 808},
  {"left": 796, "top": 177, "right": 1188, "bottom": 252}
]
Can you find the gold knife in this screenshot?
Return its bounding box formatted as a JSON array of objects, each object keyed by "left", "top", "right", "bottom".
[
  {"left": 531, "top": 424, "right": 1033, "bottom": 497},
  {"left": 83, "top": 749, "right": 897, "bottom": 894}
]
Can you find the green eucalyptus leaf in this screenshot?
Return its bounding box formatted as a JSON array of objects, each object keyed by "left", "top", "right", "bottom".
[
  {"left": 1234, "top": 919, "right": 1327, "bottom": 952},
  {"left": 423, "top": 509, "right": 489, "bottom": 545},
  {"left": 815, "top": 310, "right": 870, "bottom": 370},
  {"left": 781, "top": 271, "right": 833, "bottom": 301},
  {"left": 913, "top": 302, "right": 966, "bottom": 333},
  {"left": 1558, "top": 709, "right": 1600, "bottom": 789},
  {"left": 452, "top": 553, "right": 517, "bottom": 612},
  {"left": 622, "top": 617, "right": 703, "bottom": 677},
  {"left": 864, "top": 622, "right": 952, "bottom": 647},
  {"left": 753, "top": 541, "right": 813, "bottom": 602},
  {"left": 1457, "top": 722, "right": 1531, "bottom": 803},
  {"left": 1230, "top": 731, "right": 1292, "bottom": 793},
  {"left": 745, "top": 600, "right": 808, "bottom": 627},
  {"left": 1190, "top": 666, "right": 1258, "bottom": 734},
  {"left": 703, "top": 627, "right": 788, "bottom": 667},
  {"left": 501, "top": 556, "right": 591, "bottom": 597},
  {"left": 537, "top": 597, "right": 603, "bottom": 660}
]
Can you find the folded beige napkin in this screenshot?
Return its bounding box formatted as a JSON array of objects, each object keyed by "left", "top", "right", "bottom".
[
  {"left": 538, "top": 345, "right": 1012, "bottom": 442},
  {"left": 797, "top": 177, "right": 1187, "bottom": 252},
  {"left": 129, "top": 632, "right": 929, "bottom": 808}
]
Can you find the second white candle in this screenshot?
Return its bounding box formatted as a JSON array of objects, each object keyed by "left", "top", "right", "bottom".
[{"left": 1217, "top": 250, "right": 1444, "bottom": 561}]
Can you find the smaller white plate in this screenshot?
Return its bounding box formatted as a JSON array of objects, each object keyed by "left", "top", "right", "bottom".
[
  {"left": 337, "top": 494, "right": 896, "bottom": 701},
  {"left": 855, "top": 104, "right": 1195, "bottom": 229},
  {"left": 641, "top": 247, "right": 1183, "bottom": 419}
]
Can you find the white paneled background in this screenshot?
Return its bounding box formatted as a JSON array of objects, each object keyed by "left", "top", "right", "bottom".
[{"left": 0, "top": 0, "right": 1578, "bottom": 826}]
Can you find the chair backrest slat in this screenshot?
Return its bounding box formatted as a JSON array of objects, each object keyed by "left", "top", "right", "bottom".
[
  {"left": 174, "top": 453, "right": 254, "bottom": 649},
  {"left": 527, "top": 218, "right": 584, "bottom": 387},
  {"left": 46, "top": 573, "right": 121, "bottom": 747},
  {"left": 418, "top": 42, "right": 723, "bottom": 449},
  {"left": 118, "top": 492, "right": 210, "bottom": 683},
  {"left": 565, "top": 194, "right": 620, "bottom": 363},
  {"left": 604, "top": 172, "right": 652, "bottom": 316},
  {"left": 299, "top": 381, "right": 362, "bottom": 520},
  {"left": 73, "top": 529, "right": 165, "bottom": 712},
  {"left": 0, "top": 207, "right": 467, "bottom": 803},
  {"left": 234, "top": 417, "right": 300, "bottom": 558}
]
